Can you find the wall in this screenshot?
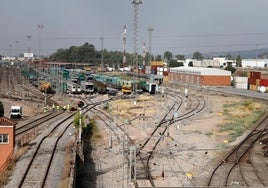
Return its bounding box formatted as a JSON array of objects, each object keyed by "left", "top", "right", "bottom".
[
  {"left": 169, "top": 72, "right": 231, "bottom": 86},
  {"left": 0, "top": 125, "right": 15, "bottom": 173},
  {"left": 201, "top": 75, "right": 231, "bottom": 86}
]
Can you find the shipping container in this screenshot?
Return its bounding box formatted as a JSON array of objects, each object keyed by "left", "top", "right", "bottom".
[
  {"left": 233, "top": 76, "right": 248, "bottom": 83},
  {"left": 234, "top": 82, "right": 248, "bottom": 89},
  {"left": 256, "top": 79, "right": 260, "bottom": 86},
  {"left": 250, "top": 71, "right": 261, "bottom": 79},
  {"left": 249, "top": 84, "right": 257, "bottom": 91},
  {"left": 260, "top": 79, "right": 268, "bottom": 87},
  {"left": 248, "top": 78, "right": 257, "bottom": 85},
  {"left": 151, "top": 61, "right": 164, "bottom": 66}
]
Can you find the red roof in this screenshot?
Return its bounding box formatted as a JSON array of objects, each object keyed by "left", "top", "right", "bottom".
[{"left": 0, "top": 117, "right": 16, "bottom": 127}]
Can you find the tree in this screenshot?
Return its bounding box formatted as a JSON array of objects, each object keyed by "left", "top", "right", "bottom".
[
  {"left": 155, "top": 55, "right": 162, "bottom": 61},
  {"left": 163, "top": 51, "right": 173, "bottom": 61},
  {"left": 192, "top": 51, "right": 203, "bottom": 60},
  {"left": 225, "top": 62, "right": 236, "bottom": 74},
  {"left": 175, "top": 54, "right": 185, "bottom": 60},
  {"left": 169, "top": 59, "right": 184, "bottom": 67},
  {"left": 236, "top": 55, "right": 242, "bottom": 67},
  {"left": 0, "top": 101, "right": 4, "bottom": 117}
]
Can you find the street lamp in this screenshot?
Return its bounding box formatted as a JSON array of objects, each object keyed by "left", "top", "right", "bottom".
[{"left": 37, "top": 24, "right": 44, "bottom": 72}]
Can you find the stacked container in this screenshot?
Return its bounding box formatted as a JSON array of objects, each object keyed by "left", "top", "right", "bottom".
[
  {"left": 248, "top": 71, "right": 261, "bottom": 91},
  {"left": 233, "top": 77, "right": 248, "bottom": 89},
  {"left": 248, "top": 71, "right": 268, "bottom": 92},
  {"left": 259, "top": 78, "right": 268, "bottom": 93}
]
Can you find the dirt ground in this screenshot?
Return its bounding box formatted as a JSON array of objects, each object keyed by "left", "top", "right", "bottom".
[{"left": 86, "top": 90, "right": 268, "bottom": 187}]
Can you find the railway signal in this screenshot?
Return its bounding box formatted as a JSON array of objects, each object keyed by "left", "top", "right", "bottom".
[{"left": 78, "top": 101, "right": 84, "bottom": 108}]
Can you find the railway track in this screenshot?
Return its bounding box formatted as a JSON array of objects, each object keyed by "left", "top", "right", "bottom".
[
  {"left": 208, "top": 113, "right": 268, "bottom": 187},
  {"left": 17, "top": 111, "right": 75, "bottom": 187},
  {"left": 135, "top": 93, "right": 206, "bottom": 187},
  {"left": 15, "top": 111, "right": 64, "bottom": 137},
  {"left": 0, "top": 65, "right": 56, "bottom": 105}
]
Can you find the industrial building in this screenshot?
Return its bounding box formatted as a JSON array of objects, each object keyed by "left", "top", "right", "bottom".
[
  {"left": 0, "top": 117, "right": 16, "bottom": 174},
  {"left": 169, "top": 67, "right": 231, "bottom": 86}
]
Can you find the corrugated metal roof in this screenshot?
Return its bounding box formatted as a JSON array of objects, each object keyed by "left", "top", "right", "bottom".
[{"left": 169, "top": 67, "right": 231, "bottom": 76}]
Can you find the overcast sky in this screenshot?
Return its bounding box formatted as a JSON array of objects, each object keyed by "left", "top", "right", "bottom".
[{"left": 1, "top": 0, "right": 268, "bottom": 57}]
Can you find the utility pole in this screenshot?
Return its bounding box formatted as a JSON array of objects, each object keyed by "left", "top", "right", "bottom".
[
  {"left": 122, "top": 25, "right": 127, "bottom": 67},
  {"left": 147, "top": 27, "right": 153, "bottom": 66},
  {"left": 100, "top": 37, "right": 104, "bottom": 71},
  {"left": 142, "top": 42, "right": 146, "bottom": 66},
  {"left": 27, "top": 35, "right": 31, "bottom": 53},
  {"left": 37, "top": 24, "right": 43, "bottom": 57}
]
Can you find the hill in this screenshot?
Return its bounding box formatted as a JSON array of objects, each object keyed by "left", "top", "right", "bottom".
[{"left": 201, "top": 48, "right": 268, "bottom": 59}]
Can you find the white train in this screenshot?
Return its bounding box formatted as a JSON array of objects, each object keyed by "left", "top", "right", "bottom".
[
  {"left": 80, "top": 81, "right": 94, "bottom": 94},
  {"left": 67, "top": 82, "right": 81, "bottom": 94}
]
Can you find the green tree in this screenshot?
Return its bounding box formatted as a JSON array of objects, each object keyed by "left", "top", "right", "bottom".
[
  {"left": 225, "top": 62, "right": 236, "bottom": 74},
  {"left": 155, "top": 55, "right": 162, "bottom": 61},
  {"left": 192, "top": 51, "right": 203, "bottom": 60},
  {"left": 175, "top": 54, "right": 185, "bottom": 60},
  {"left": 0, "top": 101, "right": 4, "bottom": 117},
  {"left": 236, "top": 55, "right": 242, "bottom": 67},
  {"left": 73, "top": 112, "right": 91, "bottom": 128},
  {"left": 163, "top": 51, "right": 173, "bottom": 61},
  {"left": 169, "top": 59, "right": 184, "bottom": 67}
]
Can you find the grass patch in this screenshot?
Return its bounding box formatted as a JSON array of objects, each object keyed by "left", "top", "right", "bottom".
[
  {"left": 87, "top": 118, "right": 102, "bottom": 143},
  {"left": 216, "top": 143, "right": 229, "bottom": 150},
  {"left": 0, "top": 146, "right": 29, "bottom": 187},
  {"left": 220, "top": 99, "right": 267, "bottom": 142}
]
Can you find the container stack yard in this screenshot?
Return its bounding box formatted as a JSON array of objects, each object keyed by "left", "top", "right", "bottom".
[{"left": 248, "top": 71, "right": 268, "bottom": 92}]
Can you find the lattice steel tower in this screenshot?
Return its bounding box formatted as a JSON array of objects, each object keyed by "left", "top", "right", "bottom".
[
  {"left": 131, "top": 0, "right": 142, "bottom": 70},
  {"left": 147, "top": 27, "right": 153, "bottom": 66},
  {"left": 122, "top": 25, "right": 127, "bottom": 67}
]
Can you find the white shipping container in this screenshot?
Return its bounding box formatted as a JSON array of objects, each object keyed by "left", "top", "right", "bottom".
[
  {"left": 234, "top": 82, "right": 248, "bottom": 89},
  {"left": 233, "top": 76, "right": 248, "bottom": 83}
]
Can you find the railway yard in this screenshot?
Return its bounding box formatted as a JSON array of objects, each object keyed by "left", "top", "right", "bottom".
[{"left": 0, "top": 64, "right": 268, "bottom": 188}]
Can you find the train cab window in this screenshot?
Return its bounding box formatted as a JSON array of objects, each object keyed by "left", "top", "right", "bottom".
[{"left": 0, "top": 134, "right": 9, "bottom": 144}]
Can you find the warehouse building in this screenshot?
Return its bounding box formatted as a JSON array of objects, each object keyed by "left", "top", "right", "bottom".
[{"left": 169, "top": 67, "right": 231, "bottom": 86}]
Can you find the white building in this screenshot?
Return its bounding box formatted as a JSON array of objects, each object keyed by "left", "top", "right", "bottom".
[
  {"left": 178, "top": 58, "right": 235, "bottom": 68},
  {"left": 242, "top": 59, "right": 268, "bottom": 68}
]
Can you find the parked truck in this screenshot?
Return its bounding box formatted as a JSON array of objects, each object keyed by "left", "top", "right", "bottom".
[{"left": 10, "top": 106, "right": 22, "bottom": 119}]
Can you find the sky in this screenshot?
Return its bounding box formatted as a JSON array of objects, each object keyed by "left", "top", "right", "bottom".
[{"left": 1, "top": 0, "right": 268, "bottom": 58}]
